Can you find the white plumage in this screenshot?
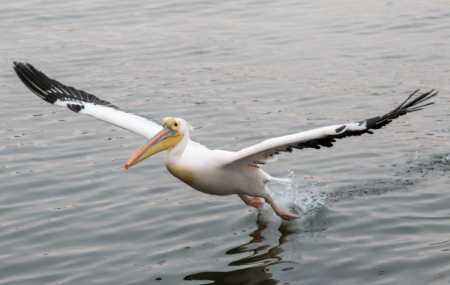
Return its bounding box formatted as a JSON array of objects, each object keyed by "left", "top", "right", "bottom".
[{"left": 13, "top": 62, "right": 437, "bottom": 221}]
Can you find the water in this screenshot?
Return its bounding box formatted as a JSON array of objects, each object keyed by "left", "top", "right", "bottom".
[{"left": 1, "top": 1, "right": 450, "bottom": 284}]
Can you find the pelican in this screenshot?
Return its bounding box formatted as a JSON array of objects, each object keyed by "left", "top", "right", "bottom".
[{"left": 13, "top": 62, "right": 438, "bottom": 220}]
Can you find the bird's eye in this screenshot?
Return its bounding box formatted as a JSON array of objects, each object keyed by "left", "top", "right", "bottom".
[{"left": 174, "top": 123, "right": 178, "bottom": 127}]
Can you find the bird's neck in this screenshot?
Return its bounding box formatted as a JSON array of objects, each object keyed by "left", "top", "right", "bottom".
[{"left": 166, "top": 130, "right": 189, "bottom": 161}]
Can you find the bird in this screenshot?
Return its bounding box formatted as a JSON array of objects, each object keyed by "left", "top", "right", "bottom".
[{"left": 13, "top": 62, "right": 438, "bottom": 221}]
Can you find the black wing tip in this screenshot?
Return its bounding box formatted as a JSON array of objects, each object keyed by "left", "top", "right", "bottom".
[
  {"left": 328, "top": 88, "right": 438, "bottom": 142},
  {"left": 13, "top": 61, "right": 28, "bottom": 70},
  {"left": 13, "top": 61, "right": 59, "bottom": 104},
  {"left": 13, "top": 61, "right": 120, "bottom": 110},
  {"left": 364, "top": 89, "right": 438, "bottom": 130},
  {"left": 13, "top": 61, "right": 34, "bottom": 67},
  {"left": 278, "top": 88, "right": 438, "bottom": 155},
  {"left": 405, "top": 89, "right": 438, "bottom": 108}
]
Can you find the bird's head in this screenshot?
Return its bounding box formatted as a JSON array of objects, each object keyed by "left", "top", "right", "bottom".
[{"left": 125, "top": 117, "right": 193, "bottom": 169}]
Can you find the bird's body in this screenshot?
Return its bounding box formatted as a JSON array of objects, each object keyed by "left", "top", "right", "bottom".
[
  {"left": 13, "top": 62, "right": 438, "bottom": 220},
  {"left": 166, "top": 146, "right": 269, "bottom": 197}
]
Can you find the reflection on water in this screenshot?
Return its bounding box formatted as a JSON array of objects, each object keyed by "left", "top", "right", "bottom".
[
  {"left": 185, "top": 211, "right": 327, "bottom": 284},
  {"left": 1, "top": 0, "right": 450, "bottom": 284}
]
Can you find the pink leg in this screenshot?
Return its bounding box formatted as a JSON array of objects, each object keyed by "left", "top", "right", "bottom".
[
  {"left": 264, "top": 194, "right": 298, "bottom": 221},
  {"left": 238, "top": 194, "right": 264, "bottom": 210}
]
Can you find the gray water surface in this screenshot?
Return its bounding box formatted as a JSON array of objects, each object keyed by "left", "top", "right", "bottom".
[{"left": 1, "top": 1, "right": 450, "bottom": 284}]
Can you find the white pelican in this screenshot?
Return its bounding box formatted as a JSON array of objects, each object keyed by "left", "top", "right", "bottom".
[{"left": 13, "top": 62, "right": 437, "bottom": 220}]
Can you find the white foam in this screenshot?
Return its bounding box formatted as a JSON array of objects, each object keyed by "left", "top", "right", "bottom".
[{"left": 265, "top": 170, "right": 328, "bottom": 218}]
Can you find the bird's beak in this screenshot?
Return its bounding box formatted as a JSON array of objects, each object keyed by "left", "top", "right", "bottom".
[{"left": 125, "top": 127, "right": 178, "bottom": 169}]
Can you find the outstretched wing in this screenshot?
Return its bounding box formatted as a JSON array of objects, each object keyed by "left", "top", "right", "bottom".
[
  {"left": 226, "top": 89, "right": 437, "bottom": 167},
  {"left": 13, "top": 62, "right": 208, "bottom": 151},
  {"left": 13, "top": 62, "right": 164, "bottom": 139}
]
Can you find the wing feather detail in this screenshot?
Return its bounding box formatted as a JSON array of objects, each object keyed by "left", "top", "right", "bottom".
[
  {"left": 226, "top": 89, "right": 437, "bottom": 167},
  {"left": 13, "top": 61, "right": 208, "bottom": 155},
  {"left": 13, "top": 61, "right": 164, "bottom": 139}
]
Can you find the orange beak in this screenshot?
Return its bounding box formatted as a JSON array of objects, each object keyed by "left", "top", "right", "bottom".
[{"left": 125, "top": 127, "right": 177, "bottom": 169}]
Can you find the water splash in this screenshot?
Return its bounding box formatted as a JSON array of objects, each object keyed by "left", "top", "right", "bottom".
[
  {"left": 442, "top": 154, "right": 450, "bottom": 163},
  {"left": 265, "top": 170, "right": 328, "bottom": 218}
]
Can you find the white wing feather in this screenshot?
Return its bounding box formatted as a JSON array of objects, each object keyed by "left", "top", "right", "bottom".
[
  {"left": 13, "top": 62, "right": 437, "bottom": 163},
  {"left": 227, "top": 124, "right": 358, "bottom": 167},
  {"left": 13, "top": 62, "right": 208, "bottom": 151},
  {"left": 55, "top": 100, "right": 163, "bottom": 139},
  {"left": 225, "top": 89, "right": 438, "bottom": 168}
]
